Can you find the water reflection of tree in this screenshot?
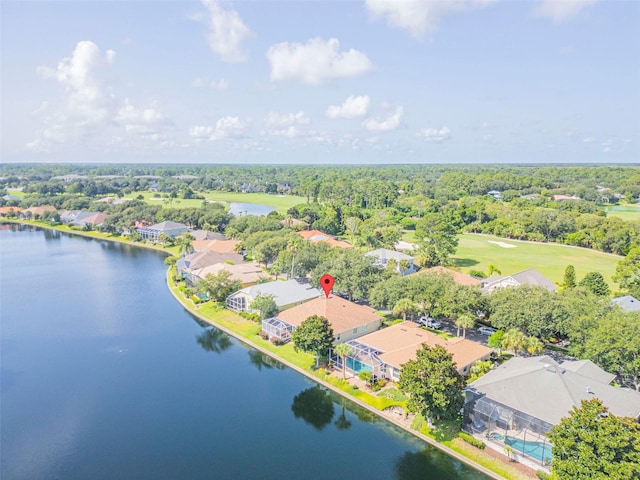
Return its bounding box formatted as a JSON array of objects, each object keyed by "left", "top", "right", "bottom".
[
  {"left": 247, "top": 349, "right": 285, "bottom": 371},
  {"left": 291, "top": 386, "right": 335, "bottom": 430},
  {"left": 196, "top": 328, "right": 232, "bottom": 354},
  {"left": 394, "top": 448, "right": 469, "bottom": 480},
  {"left": 334, "top": 397, "right": 352, "bottom": 431},
  {"left": 43, "top": 229, "right": 60, "bottom": 240}
]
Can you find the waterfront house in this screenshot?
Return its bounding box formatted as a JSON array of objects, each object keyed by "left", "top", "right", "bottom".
[
  {"left": 482, "top": 268, "right": 557, "bottom": 293},
  {"left": 177, "top": 251, "right": 244, "bottom": 281},
  {"left": 60, "top": 210, "right": 109, "bottom": 228},
  {"left": 136, "top": 221, "right": 188, "bottom": 241},
  {"left": 464, "top": 355, "right": 640, "bottom": 468},
  {"left": 332, "top": 321, "right": 492, "bottom": 380},
  {"left": 21, "top": 205, "right": 57, "bottom": 218},
  {"left": 262, "top": 295, "right": 381, "bottom": 344},
  {"left": 0, "top": 206, "right": 23, "bottom": 216},
  {"left": 189, "top": 261, "right": 267, "bottom": 288},
  {"left": 365, "top": 248, "right": 416, "bottom": 275},
  {"left": 226, "top": 279, "right": 321, "bottom": 313},
  {"left": 188, "top": 229, "right": 227, "bottom": 241},
  {"left": 191, "top": 238, "right": 241, "bottom": 254}
]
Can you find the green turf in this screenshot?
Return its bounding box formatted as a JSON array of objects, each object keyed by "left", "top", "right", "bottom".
[
  {"left": 6, "top": 189, "right": 26, "bottom": 198},
  {"left": 125, "top": 191, "right": 306, "bottom": 212},
  {"left": 605, "top": 204, "right": 640, "bottom": 222},
  {"left": 454, "top": 233, "right": 621, "bottom": 288}
]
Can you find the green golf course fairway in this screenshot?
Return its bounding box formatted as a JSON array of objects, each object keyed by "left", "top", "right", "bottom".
[{"left": 454, "top": 233, "right": 621, "bottom": 288}]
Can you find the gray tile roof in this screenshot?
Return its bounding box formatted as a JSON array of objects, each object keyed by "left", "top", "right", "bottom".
[
  {"left": 364, "top": 248, "right": 414, "bottom": 262},
  {"left": 468, "top": 356, "right": 640, "bottom": 425},
  {"left": 484, "top": 268, "right": 557, "bottom": 292},
  {"left": 612, "top": 295, "right": 640, "bottom": 312},
  {"left": 230, "top": 279, "right": 321, "bottom": 308}
]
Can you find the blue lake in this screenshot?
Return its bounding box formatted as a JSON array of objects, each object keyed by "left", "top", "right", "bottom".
[
  {"left": 0, "top": 224, "right": 489, "bottom": 480},
  {"left": 227, "top": 202, "right": 278, "bottom": 216}
]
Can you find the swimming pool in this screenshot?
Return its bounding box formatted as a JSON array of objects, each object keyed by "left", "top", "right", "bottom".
[{"left": 489, "top": 433, "right": 552, "bottom": 463}]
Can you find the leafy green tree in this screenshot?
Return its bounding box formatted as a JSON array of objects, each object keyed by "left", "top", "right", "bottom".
[
  {"left": 581, "top": 310, "right": 640, "bottom": 391},
  {"left": 333, "top": 343, "right": 353, "bottom": 380},
  {"left": 489, "top": 285, "right": 564, "bottom": 339},
  {"left": 455, "top": 313, "right": 476, "bottom": 338},
  {"left": 501, "top": 328, "right": 527, "bottom": 356},
  {"left": 393, "top": 298, "right": 418, "bottom": 322},
  {"left": 468, "top": 360, "right": 493, "bottom": 382},
  {"left": 250, "top": 294, "right": 279, "bottom": 320},
  {"left": 195, "top": 270, "right": 242, "bottom": 302},
  {"left": 525, "top": 336, "right": 544, "bottom": 356},
  {"left": 563, "top": 264, "right": 576, "bottom": 289},
  {"left": 548, "top": 399, "right": 640, "bottom": 480},
  {"left": 398, "top": 344, "right": 465, "bottom": 423},
  {"left": 312, "top": 249, "right": 383, "bottom": 301},
  {"left": 487, "top": 330, "right": 505, "bottom": 357},
  {"left": 291, "top": 315, "right": 335, "bottom": 368},
  {"left": 613, "top": 246, "right": 640, "bottom": 298},
  {"left": 414, "top": 213, "right": 459, "bottom": 267},
  {"left": 578, "top": 271, "right": 611, "bottom": 297}
]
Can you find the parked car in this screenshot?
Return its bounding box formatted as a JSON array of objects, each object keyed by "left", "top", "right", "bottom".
[
  {"left": 477, "top": 326, "right": 497, "bottom": 336},
  {"left": 419, "top": 316, "right": 442, "bottom": 329}
]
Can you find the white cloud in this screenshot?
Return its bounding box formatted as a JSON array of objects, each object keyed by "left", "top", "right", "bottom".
[
  {"left": 192, "top": 77, "right": 230, "bottom": 90},
  {"left": 266, "top": 37, "right": 373, "bottom": 86},
  {"left": 362, "top": 106, "right": 403, "bottom": 132},
  {"left": 417, "top": 126, "right": 452, "bottom": 142},
  {"left": 114, "top": 99, "right": 170, "bottom": 136},
  {"left": 200, "top": 0, "right": 252, "bottom": 62},
  {"left": 326, "top": 95, "right": 370, "bottom": 119},
  {"left": 190, "top": 116, "right": 249, "bottom": 140},
  {"left": 366, "top": 0, "right": 466, "bottom": 37},
  {"left": 264, "top": 111, "right": 309, "bottom": 129},
  {"left": 534, "top": 0, "right": 597, "bottom": 23}
]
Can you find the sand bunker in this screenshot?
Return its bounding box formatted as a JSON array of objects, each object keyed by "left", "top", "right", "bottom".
[{"left": 487, "top": 240, "right": 517, "bottom": 249}]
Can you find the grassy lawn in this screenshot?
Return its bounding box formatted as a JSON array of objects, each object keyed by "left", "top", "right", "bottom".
[
  {"left": 454, "top": 233, "right": 621, "bottom": 287},
  {"left": 605, "top": 204, "right": 640, "bottom": 222},
  {"left": 7, "top": 189, "right": 26, "bottom": 197},
  {"left": 125, "top": 191, "right": 306, "bottom": 212}
]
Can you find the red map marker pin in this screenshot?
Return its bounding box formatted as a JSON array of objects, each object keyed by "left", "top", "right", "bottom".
[{"left": 320, "top": 274, "right": 334, "bottom": 298}]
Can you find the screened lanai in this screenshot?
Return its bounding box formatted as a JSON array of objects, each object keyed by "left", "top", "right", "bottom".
[
  {"left": 261, "top": 318, "right": 293, "bottom": 343},
  {"left": 331, "top": 340, "right": 386, "bottom": 378},
  {"left": 465, "top": 395, "right": 554, "bottom": 466}
]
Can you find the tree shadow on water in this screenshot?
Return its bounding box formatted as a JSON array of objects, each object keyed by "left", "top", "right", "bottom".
[
  {"left": 247, "top": 349, "right": 286, "bottom": 371},
  {"left": 394, "top": 448, "right": 480, "bottom": 480},
  {"left": 196, "top": 327, "right": 232, "bottom": 354},
  {"left": 291, "top": 385, "right": 335, "bottom": 431}
]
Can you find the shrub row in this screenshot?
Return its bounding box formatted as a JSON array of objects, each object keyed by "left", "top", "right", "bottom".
[{"left": 458, "top": 432, "right": 486, "bottom": 450}]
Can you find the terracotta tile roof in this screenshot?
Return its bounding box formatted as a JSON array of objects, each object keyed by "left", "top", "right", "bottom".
[
  {"left": 192, "top": 239, "right": 241, "bottom": 253},
  {"left": 298, "top": 230, "right": 353, "bottom": 249},
  {"left": 0, "top": 206, "right": 23, "bottom": 214},
  {"left": 193, "top": 262, "right": 268, "bottom": 286},
  {"left": 24, "top": 205, "right": 57, "bottom": 216},
  {"left": 359, "top": 322, "right": 492, "bottom": 372},
  {"left": 415, "top": 266, "right": 482, "bottom": 286},
  {"left": 277, "top": 295, "right": 379, "bottom": 334}
]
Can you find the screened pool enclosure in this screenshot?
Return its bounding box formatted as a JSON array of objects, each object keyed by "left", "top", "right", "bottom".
[{"left": 465, "top": 395, "right": 554, "bottom": 466}]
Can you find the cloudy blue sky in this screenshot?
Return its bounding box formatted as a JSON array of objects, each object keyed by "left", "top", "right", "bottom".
[{"left": 1, "top": 0, "right": 638, "bottom": 164}]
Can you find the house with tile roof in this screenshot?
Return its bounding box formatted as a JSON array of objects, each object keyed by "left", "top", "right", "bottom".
[
  {"left": 136, "top": 221, "right": 188, "bottom": 241},
  {"left": 482, "top": 268, "right": 557, "bottom": 293},
  {"left": 298, "top": 229, "right": 352, "bottom": 249},
  {"left": 191, "top": 238, "right": 241, "bottom": 254},
  {"left": 261, "top": 295, "right": 381, "bottom": 344},
  {"left": 21, "top": 205, "right": 56, "bottom": 218},
  {"left": 0, "top": 206, "right": 23, "bottom": 216},
  {"left": 612, "top": 295, "right": 640, "bottom": 312},
  {"left": 416, "top": 266, "right": 482, "bottom": 286},
  {"left": 464, "top": 355, "right": 640, "bottom": 468},
  {"left": 60, "top": 210, "right": 109, "bottom": 228},
  {"left": 177, "top": 251, "right": 244, "bottom": 282},
  {"left": 226, "top": 279, "right": 321, "bottom": 313},
  {"left": 188, "top": 229, "right": 227, "bottom": 241},
  {"left": 189, "top": 261, "right": 268, "bottom": 287},
  {"left": 333, "top": 321, "right": 492, "bottom": 380}
]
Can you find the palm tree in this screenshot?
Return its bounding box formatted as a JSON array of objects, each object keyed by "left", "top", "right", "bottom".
[
  {"left": 393, "top": 298, "right": 418, "bottom": 322},
  {"left": 525, "top": 336, "right": 544, "bottom": 356},
  {"left": 334, "top": 343, "right": 353, "bottom": 380},
  {"left": 399, "top": 259, "right": 412, "bottom": 275},
  {"left": 177, "top": 233, "right": 195, "bottom": 255},
  {"left": 455, "top": 313, "right": 476, "bottom": 338},
  {"left": 501, "top": 328, "right": 527, "bottom": 356},
  {"left": 286, "top": 236, "right": 303, "bottom": 279},
  {"left": 487, "top": 264, "right": 501, "bottom": 277}
]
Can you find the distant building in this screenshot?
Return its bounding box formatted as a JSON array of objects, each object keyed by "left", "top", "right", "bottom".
[
  {"left": 487, "top": 190, "right": 502, "bottom": 200},
  {"left": 137, "top": 221, "right": 188, "bottom": 241},
  {"left": 365, "top": 248, "right": 415, "bottom": 275},
  {"left": 298, "top": 229, "right": 352, "bottom": 249},
  {"left": 612, "top": 295, "right": 640, "bottom": 312},
  {"left": 482, "top": 268, "right": 557, "bottom": 292},
  {"left": 552, "top": 194, "right": 580, "bottom": 201},
  {"left": 416, "top": 266, "right": 483, "bottom": 287}
]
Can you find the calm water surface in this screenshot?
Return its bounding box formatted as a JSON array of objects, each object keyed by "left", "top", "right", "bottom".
[
  {"left": 227, "top": 202, "right": 277, "bottom": 216},
  {"left": 0, "top": 225, "right": 489, "bottom": 480}
]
